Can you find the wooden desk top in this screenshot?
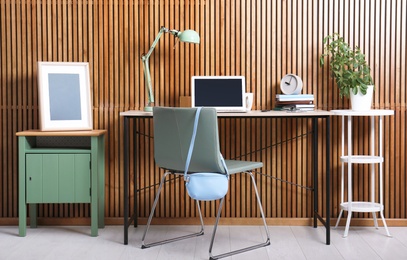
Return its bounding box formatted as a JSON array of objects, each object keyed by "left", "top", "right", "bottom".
[{"left": 120, "top": 109, "right": 333, "bottom": 118}]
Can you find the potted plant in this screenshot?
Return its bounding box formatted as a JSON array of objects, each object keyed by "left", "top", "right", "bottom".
[{"left": 319, "top": 33, "right": 374, "bottom": 110}]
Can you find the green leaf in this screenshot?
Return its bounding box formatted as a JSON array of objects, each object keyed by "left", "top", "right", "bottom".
[
  {"left": 360, "top": 88, "right": 367, "bottom": 95},
  {"left": 319, "top": 56, "right": 325, "bottom": 66}
]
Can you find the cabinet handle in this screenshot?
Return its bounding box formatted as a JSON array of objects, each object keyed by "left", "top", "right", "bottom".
[{"left": 29, "top": 177, "right": 32, "bottom": 181}]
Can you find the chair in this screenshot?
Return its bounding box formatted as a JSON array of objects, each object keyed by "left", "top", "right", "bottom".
[{"left": 141, "top": 107, "right": 270, "bottom": 259}]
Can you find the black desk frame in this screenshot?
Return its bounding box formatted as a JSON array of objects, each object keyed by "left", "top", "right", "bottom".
[{"left": 121, "top": 110, "right": 331, "bottom": 245}]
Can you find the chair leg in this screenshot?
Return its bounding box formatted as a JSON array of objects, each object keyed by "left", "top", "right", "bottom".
[
  {"left": 208, "top": 197, "right": 225, "bottom": 259},
  {"left": 141, "top": 172, "right": 204, "bottom": 248},
  {"left": 209, "top": 171, "right": 270, "bottom": 260}
]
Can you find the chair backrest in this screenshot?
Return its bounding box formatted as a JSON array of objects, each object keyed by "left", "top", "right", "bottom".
[{"left": 153, "top": 107, "right": 225, "bottom": 173}]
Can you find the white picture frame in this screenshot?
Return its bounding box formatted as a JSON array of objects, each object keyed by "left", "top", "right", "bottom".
[{"left": 37, "top": 61, "right": 93, "bottom": 131}]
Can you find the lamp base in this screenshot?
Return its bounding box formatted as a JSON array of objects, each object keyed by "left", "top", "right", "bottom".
[
  {"left": 144, "top": 101, "right": 154, "bottom": 112},
  {"left": 144, "top": 106, "right": 153, "bottom": 112}
]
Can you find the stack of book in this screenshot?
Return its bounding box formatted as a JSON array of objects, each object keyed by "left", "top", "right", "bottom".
[{"left": 275, "top": 94, "right": 315, "bottom": 111}]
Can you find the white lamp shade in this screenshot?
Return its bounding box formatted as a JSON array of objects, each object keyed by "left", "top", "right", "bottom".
[{"left": 178, "top": 30, "right": 200, "bottom": 44}]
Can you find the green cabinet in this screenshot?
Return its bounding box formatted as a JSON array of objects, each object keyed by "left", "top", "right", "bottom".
[{"left": 17, "top": 130, "right": 106, "bottom": 237}]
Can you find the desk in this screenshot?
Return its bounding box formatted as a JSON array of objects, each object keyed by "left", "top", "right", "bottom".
[{"left": 120, "top": 109, "right": 332, "bottom": 245}]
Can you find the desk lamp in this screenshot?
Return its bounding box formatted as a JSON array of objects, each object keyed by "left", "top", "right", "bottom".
[{"left": 141, "top": 26, "right": 200, "bottom": 112}]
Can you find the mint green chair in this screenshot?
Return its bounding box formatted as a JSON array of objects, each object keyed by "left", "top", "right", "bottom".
[{"left": 141, "top": 107, "right": 270, "bottom": 259}]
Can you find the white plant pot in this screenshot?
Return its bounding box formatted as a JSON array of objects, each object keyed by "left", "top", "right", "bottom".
[{"left": 350, "top": 85, "right": 374, "bottom": 111}]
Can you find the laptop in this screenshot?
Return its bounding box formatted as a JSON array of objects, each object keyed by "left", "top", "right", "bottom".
[{"left": 191, "top": 76, "right": 247, "bottom": 112}]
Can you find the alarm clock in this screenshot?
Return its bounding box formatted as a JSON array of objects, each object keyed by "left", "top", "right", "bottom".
[{"left": 280, "top": 74, "right": 303, "bottom": 94}]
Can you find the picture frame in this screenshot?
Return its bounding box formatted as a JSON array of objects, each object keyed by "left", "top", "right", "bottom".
[{"left": 37, "top": 61, "right": 93, "bottom": 131}]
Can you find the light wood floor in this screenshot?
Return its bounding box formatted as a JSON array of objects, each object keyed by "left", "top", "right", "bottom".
[{"left": 1, "top": 224, "right": 407, "bottom": 259}]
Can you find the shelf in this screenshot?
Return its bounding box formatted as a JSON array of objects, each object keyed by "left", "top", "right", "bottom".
[
  {"left": 340, "top": 155, "right": 383, "bottom": 164},
  {"left": 340, "top": 202, "right": 383, "bottom": 213},
  {"left": 333, "top": 110, "right": 393, "bottom": 237}
]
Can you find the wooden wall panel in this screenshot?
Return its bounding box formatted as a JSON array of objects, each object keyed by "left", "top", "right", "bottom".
[{"left": 1, "top": 0, "right": 406, "bottom": 224}]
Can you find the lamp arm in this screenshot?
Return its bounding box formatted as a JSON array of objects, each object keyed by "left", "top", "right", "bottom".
[
  {"left": 140, "top": 26, "right": 186, "bottom": 111},
  {"left": 142, "top": 26, "right": 168, "bottom": 60},
  {"left": 141, "top": 58, "right": 153, "bottom": 103},
  {"left": 141, "top": 26, "right": 170, "bottom": 107}
]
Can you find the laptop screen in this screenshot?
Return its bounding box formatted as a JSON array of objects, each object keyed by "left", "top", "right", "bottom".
[{"left": 191, "top": 76, "right": 246, "bottom": 112}]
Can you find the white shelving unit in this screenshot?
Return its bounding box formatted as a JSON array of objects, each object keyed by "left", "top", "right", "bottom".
[{"left": 331, "top": 109, "right": 393, "bottom": 237}]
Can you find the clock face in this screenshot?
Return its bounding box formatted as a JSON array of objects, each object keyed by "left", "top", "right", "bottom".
[{"left": 280, "top": 74, "right": 303, "bottom": 94}]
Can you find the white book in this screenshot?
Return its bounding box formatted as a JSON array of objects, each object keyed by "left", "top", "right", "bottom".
[{"left": 276, "top": 94, "right": 314, "bottom": 101}]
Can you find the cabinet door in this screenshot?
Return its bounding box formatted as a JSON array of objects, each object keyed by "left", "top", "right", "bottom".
[
  {"left": 42, "top": 154, "right": 60, "bottom": 201},
  {"left": 26, "top": 154, "right": 44, "bottom": 203},
  {"left": 26, "top": 154, "right": 91, "bottom": 203},
  {"left": 72, "top": 154, "right": 91, "bottom": 203}
]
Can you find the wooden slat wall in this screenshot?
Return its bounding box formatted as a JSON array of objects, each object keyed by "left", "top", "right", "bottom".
[{"left": 1, "top": 0, "right": 406, "bottom": 224}]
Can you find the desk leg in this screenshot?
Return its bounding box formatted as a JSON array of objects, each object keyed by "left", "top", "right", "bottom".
[
  {"left": 313, "top": 118, "right": 318, "bottom": 228},
  {"left": 133, "top": 119, "right": 138, "bottom": 228},
  {"left": 326, "top": 116, "right": 331, "bottom": 245},
  {"left": 124, "top": 116, "right": 129, "bottom": 245},
  {"left": 312, "top": 116, "right": 331, "bottom": 245}
]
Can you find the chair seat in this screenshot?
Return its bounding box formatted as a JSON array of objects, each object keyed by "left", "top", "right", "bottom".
[
  {"left": 161, "top": 160, "right": 263, "bottom": 176},
  {"left": 225, "top": 160, "right": 263, "bottom": 174}
]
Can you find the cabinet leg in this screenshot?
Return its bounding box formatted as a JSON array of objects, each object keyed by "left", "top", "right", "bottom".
[
  {"left": 19, "top": 205, "right": 26, "bottom": 237},
  {"left": 29, "top": 204, "right": 38, "bottom": 228},
  {"left": 91, "top": 136, "right": 99, "bottom": 237},
  {"left": 18, "top": 136, "right": 27, "bottom": 237},
  {"left": 98, "top": 135, "right": 105, "bottom": 228},
  {"left": 91, "top": 189, "right": 98, "bottom": 237}
]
